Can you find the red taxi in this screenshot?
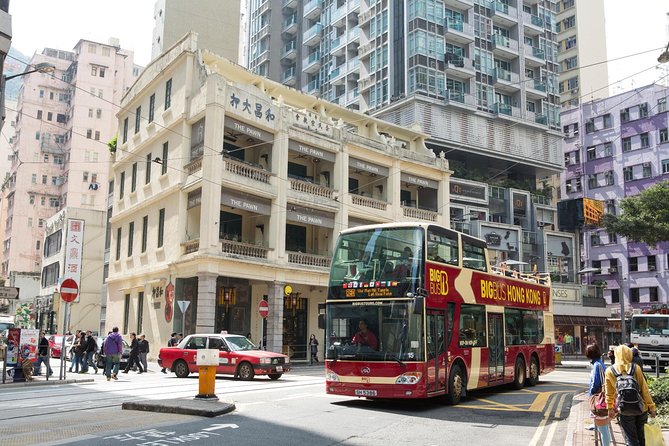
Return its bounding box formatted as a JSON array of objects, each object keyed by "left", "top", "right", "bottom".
[
  {"left": 158, "top": 334, "right": 290, "bottom": 380},
  {"left": 48, "top": 334, "right": 74, "bottom": 359}
]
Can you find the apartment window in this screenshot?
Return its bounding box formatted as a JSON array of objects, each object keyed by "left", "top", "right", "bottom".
[
  {"left": 565, "top": 36, "right": 576, "bottom": 49},
  {"left": 611, "top": 289, "right": 619, "bottom": 304},
  {"left": 135, "top": 106, "right": 141, "bottom": 134},
  {"left": 606, "top": 199, "right": 616, "bottom": 215},
  {"left": 141, "top": 215, "right": 148, "bottom": 253},
  {"left": 86, "top": 129, "right": 92, "bottom": 139},
  {"left": 96, "top": 109, "right": 102, "bottom": 119},
  {"left": 35, "top": 131, "right": 40, "bottom": 140},
  {"left": 161, "top": 142, "right": 168, "bottom": 175},
  {"left": 36, "top": 240, "right": 40, "bottom": 250},
  {"left": 119, "top": 171, "right": 125, "bottom": 199},
  {"left": 629, "top": 257, "right": 638, "bottom": 272},
  {"left": 659, "top": 98, "right": 667, "bottom": 113},
  {"left": 640, "top": 133, "right": 649, "bottom": 148},
  {"left": 622, "top": 137, "right": 632, "bottom": 152},
  {"left": 648, "top": 255, "right": 657, "bottom": 271},
  {"left": 94, "top": 131, "right": 100, "bottom": 141},
  {"left": 83, "top": 172, "right": 89, "bottom": 182},
  {"left": 99, "top": 67, "right": 105, "bottom": 78},
  {"left": 588, "top": 175, "right": 597, "bottom": 189},
  {"left": 29, "top": 194, "right": 35, "bottom": 204},
  {"left": 91, "top": 173, "right": 97, "bottom": 183},
  {"left": 148, "top": 94, "right": 155, "bottom": 123},
  {"left": 592, "top": 260, "right": 602, "bottom": 270},
  {"left": 131, "top": 163, "right": 137, "bottom": 192},
  {"left": 98, "top": 89, "right": 103, "bottom": 99},
  {"left": 31, "top": 174, "right": 36, "bottom": 184},
  {"left": 28, "top": 218, "right": 32, "bottom": 227},
  {"left": 605, "top": 170, "right": 614, "bottom": 186},
  {"left": 165, "top": 79, "right": 172, "bottom": 110},
  {"left": 123, "top": 294, "right": 130, "bottom": 334},
  {"left": 137, "top": 291, "right": 144, "bottom": 334},
  {"left": 564, "top": 56, "right": 578, "bottom": 70},
  {"left": 122, "top": 118, "right": 129, "bottom": 143},
  {"left": 115, "top": 227, "right": 122, "bottom": 260},
  {"left": 642, "top": 163, "right": 652, "bottom": 178},
  {"left": 39, "top": 219, "right": 44, "bottom": 228},
  {"left": 39, "top": 89, "right": 44, "bottom": 98},
  {"left": 42, "top": 175, "right": 47, "bottom": 184},
  {"left": 585, "top": 119, "right": 594, "bottom": 134},
  {"left": 563, "top": 16, "right": 575, "bottom": 29},
  {"left": 607, "top": 232, "right": 617, "bottom": 244},
  {"left": 49, "top": 198, "right": 59, "bottom": 208},
  {"left": 145, "top": 153, "right": 152, "bottom": 184},
  {"left": 630, "top": 288, "right": 640, "bottom": 303},
  {"left": 590, "top": 233, "right": 601, "bottom": 246},
  {"left": 603, "top": 114, "right": 612, "bottom": 128},
  {"left": 91, "top": 66, "right": 98, "bottom": 76},
  {"left": 603, "top": 142, "right": 613, "bottom": 157},
  {"left": 587, "top": 146, "right": 596, "bottom": 161},
  {"left": 37, "top": 110, "right": 43, "bottom": 119},
  {"left": 158, "top": 208, "right": 165, "bottom": 248},
  {"left": 128, "top": 222, "right": 134, "bottom": 257},
  {"left": 660, "top": 128, "right": 668, "bottom": 144},
  {"left": 650, "top": 287, "right": 659, "bottom": 302},
  {"left": 623, "top": 166, "right": 633, "bottom": 181},
  {"left": 662, "top": 159, "right": 669, "bottom": 174},
  {"left": 620, "top": 108, "right": 630, "bottom": 123}
]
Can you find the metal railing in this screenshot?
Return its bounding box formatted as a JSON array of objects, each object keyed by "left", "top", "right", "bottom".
[
  {"left": 287, "top": 251, "right": 331, "bottom": 268},
  {"left": 224, "top": 157, "right": 271, "bottom": 184},
  {"left": 401, "top": 206, "right": 438, "bottom": 221},
  {"left": 351, "top": 194, "right": 388, "bottom": 210},
  {"left": 289, "top": 178, "right": 335, "bottom": 199},
  {"left": 221, "top": 239, "right": 269, "bottom": 259}
]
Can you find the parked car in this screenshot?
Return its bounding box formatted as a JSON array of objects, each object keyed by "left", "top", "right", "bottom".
[
  {"left": 95, "top": 337, "right": 131, "bottom": 369},
  {"left": 48, "top": 334, "right": 74, "bottom": 359},
  {"left": 158, "top": 334, "right": 290, "bottom": 380}
]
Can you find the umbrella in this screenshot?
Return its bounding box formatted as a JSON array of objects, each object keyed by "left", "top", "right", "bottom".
[
  {"left": 577, "top": 267, "right": 601, "bottom": 274},
  {"left": 503, "top": 259, "right": 528, "bottom": 266}
]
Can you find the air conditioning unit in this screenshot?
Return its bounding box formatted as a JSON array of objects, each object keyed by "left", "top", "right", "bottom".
[
  {"left": 610, "top": 266, "right": 618, "bottom": 273},
  {"left": 600, "top": 267, "right": 609, "bottom": 275},
  {"left": 649, "top": 265, "right": 657, "bottom": 271}
]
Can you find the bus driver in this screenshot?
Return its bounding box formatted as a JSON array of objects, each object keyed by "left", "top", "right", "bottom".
[{"left": 352, "top": 320, "right": 379, "bottom": 350}]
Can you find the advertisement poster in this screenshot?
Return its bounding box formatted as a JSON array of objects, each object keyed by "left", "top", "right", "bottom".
[
  {"left": 5, "top": 328, "right": 20, "bottom": 366},
  {"left": 19, "top": 329, "right": 39, "bottom": 363}
]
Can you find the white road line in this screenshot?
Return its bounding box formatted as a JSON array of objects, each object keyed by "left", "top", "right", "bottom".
[
  {"left": 528, "top": 393, "right": 558, "bottom": 446},
  {"left": 542, "top": 393, "right": 567, "bottom": 446}
]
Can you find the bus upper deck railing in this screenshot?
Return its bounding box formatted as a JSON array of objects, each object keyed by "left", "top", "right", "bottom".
[{"left": 489, "top": 265, "right": 551, "bottom": 286}]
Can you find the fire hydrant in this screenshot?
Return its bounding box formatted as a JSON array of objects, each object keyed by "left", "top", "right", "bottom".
[{"left": 195, "top": 349, "right": 219, "bottom": 400}]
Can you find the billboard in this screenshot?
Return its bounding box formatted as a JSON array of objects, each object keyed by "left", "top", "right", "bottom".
[{"left": 557, "top": 198, "right": 605, "bottom": 230}]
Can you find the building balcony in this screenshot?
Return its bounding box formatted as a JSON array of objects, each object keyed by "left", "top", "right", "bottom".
[
  {"left": 303, "top": 0, "right": 322, "bottom": 20},
  {"left": 289, "top": 177, "right": 336, "bottom": 200},
  {"left": 535, "top": 114, "right": 548, "bottom": 125},
  {"left": 526, "top": 79, "right": 548, "bottom": 100},
  {"left": 287, "top": 251, "right": 331, "bottom": 269},
  {"left": 347, "top": 57, "right": 360, "bottom": 72},
  {"left": 523, "top": 12, "right": 544, "bottom": 36},
  {"left": 351, "top": 194, "right": 388, "bottom": 211},
  {"left": 490, "top": 1, "right": 518, "bottom": 27},
  {"left": 358, "top": 76, "right": 374, "bottom": 92},
  {"left": 223, "top": 156, "right": 272, "bottom": 184},
  {"left": 402, "top": 206, "right": 438, "bottom": 222},
  {"left": 493, "top": 67, "right": 520, "bottom": 91},
  {"left": 359, "top": 8, "right": 373, "bottom": 25},
  {"left": 444, "top": 0, "right": 473, "bottom": 9},
  {"left": 182, "top": 239, "right": 200, "bottom": 255},
  {"left": 348, "top": 27, "right": 360, "bottom": 43},
  {"left": 303, "top": 78, "right": 320, "bottom": 95},
  {"left": 492, "top": 34, "right": 519, "bottom": 58},
  {"left": 492, "top": 102, "right": 521, "bottom": 118},
  {"left": 346, "top": 87, "right": 360, "bottom": 104},
  {"left": 303, "top": 23, "right": 323, "bottom": 46},
  {"left": 283, "top": 0, "right": 298, "bottom": 9},
  {"left": 444, "top": 54, "right": 476, "bottom": 79},
  {"left": 524, "top": 46, "right": 546, "bottom": 67},
  {"left": 331, "top": 5, "right": 347, "bottom": 27},
  {"left": 358, "top": 41, "right": 374, "bottom": 58},
  {"left": 282, "top": 41, "right": 298, "bottom": 60},
  {"left": 282, "top": 67, "right": 297, "bottom": 86},
  {"left": 282, "top": 15, "right": 298, "bottom": 34},
  {"left": 329, "top": 65, "right": 346, "bottom": 85},
  {"left": 185, "top": 157, "right": 203, "bottom": 175},
  {"left": 331, "top": 35, "right": 346, "bottom": 56},
  {"left": 444, "top": 90, "right": 476, "bottom": 108},
  {"left": 444, "top": 19, "right": 474, "bottom": 44},
  {"left": 302, "top": 51, "right": 321, "bottom": 73},
  {"left": 40, "top": 140, "right": 65, "bottom": 154},
  {"left": 221, "top": 238, "right": 269, "bottom": 260}
]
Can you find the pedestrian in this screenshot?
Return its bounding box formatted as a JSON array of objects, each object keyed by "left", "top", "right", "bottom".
[
  {"left": 103, "top": 327, "right": 124, "bottom": 381},
  {"left": 309, "top": 334, "right": 319, "bottom": 365},
  {"left": 564, "top": 333, "right": 573, "bottom": 355},
  {"left": 82, "top": 330, "right": 98, "bottom": 374},
  {"left": 625, "top": 342, "right": 645, "bottom": 370},
  {"left": 138, "top": 334, "right": 149, "bottom": 373},
  {"left": 123, "top": 333, "right": 144, "bottom": 374},
  {"left": 35, "top": 331, "right": 53, "bottom": 377},
  {"left": 607, "top": 346, "right": 616, "bottom": 366},
  {"left": 75, "top": 331, "right": 87, "bottom": 373},
  {"left": 605, "top": 344, "right": 657, "bottom": 446},
  {"left": 68, "top": 329, "right": 82, "bottom": 373},
  {"left": 585, "top": 343, "right": 610, "bottom": 445},
  {"left": 161, "top": 332, "right": 178, "bottom": 373}
]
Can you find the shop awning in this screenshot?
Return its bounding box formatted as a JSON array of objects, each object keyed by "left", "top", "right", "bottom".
[{"left": 554, "top": 315, "right": 610, "bottom": 327}]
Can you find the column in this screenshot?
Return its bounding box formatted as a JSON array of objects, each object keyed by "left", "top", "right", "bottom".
[
  {"left": 265, "top": 281, "right": 285, "bottom": 353},
  {"left": 195, "top": 272, "right": 218, "bottom": 333}
]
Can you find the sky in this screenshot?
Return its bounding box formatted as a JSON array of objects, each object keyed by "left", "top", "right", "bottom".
[{"left": 6, "top": 0, "right": 669, "bottom": 93}]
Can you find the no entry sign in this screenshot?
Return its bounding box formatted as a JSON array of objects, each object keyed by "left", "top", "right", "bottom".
[
  {"left": 60, "top": 278, "right": 79, "bottom": 303},
  {"left": 258, "top": 299, "right": 269, "bottom": 318}
]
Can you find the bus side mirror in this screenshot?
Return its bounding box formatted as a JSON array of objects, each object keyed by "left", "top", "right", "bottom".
[
  {"left": 413, "top": 297, "right": 424, "bottom": 315},
  {"left": 318, "top": 314, "right": 326, "bottom": 330}
]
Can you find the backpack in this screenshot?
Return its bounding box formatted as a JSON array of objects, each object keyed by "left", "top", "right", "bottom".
[{"left": 611, "top": 363, "right": 644, "bottom": 416}]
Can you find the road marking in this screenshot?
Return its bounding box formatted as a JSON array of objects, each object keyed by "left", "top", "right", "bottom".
[
  {"left": 202, "top": 424, "right": 239, "bottom": 431},
  {"left": 542, "top": 393, "right": 567, "bottom": 446},
  {"left": 528, "top": 394, "right": 559, "bottom": 446}
]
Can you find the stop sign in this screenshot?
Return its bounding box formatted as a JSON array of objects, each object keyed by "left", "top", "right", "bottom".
[
  {"left": 258, "top": 299, "right": 269, "bottom": 318},
  {"left": 60, "top": 278, "right": 79, "bottom": 303}
]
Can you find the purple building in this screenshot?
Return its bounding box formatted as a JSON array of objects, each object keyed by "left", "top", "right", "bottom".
[{"left": 560, "top": 84, "right": 669, "bottom": 323}]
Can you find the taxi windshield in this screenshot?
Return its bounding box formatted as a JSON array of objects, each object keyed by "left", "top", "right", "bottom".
[{"left": 225, "top": 336, "right": 257, "bottom": 351}]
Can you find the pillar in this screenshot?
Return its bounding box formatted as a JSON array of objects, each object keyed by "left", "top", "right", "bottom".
[
  {"left": 196, "top": 272, "right": 218, "bottom": 333},
  {"left": 266, "top": 281, "right": 285, "bottom": 353}
]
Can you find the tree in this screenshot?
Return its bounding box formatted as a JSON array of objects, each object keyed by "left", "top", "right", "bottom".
[{"left": 603, "top": 180, "right": 669, "bottom": 246}]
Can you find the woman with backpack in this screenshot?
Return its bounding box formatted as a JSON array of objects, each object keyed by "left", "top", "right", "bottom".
[
  {"left": 586, "top": 343, "right": 611, "bottom": 446},
  {"left": 605, "top": 344, "right": 657, "bottom": 446}
]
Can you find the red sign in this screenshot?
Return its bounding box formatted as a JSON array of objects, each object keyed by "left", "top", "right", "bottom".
[
  {"left": 60, "top": 278, "right": 79, "bottom": 303},
  {"left": 165, "top": 282, "right": 175, "bottom": 323},
  {"left": 470, "top": 271, "right": 550, "bottom": 311},
  {"left": 258, "top": 299, "right": 269, "bottom": 318}
]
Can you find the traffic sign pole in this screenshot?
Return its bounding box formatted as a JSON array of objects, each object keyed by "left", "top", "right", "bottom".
[{"left": 59, "top": 302, "right": 70, "bottom": 380}]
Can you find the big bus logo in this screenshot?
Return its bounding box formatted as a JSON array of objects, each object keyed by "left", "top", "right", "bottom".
[{"left": 429, "top": 268, "right": 449, "bottom": 296}]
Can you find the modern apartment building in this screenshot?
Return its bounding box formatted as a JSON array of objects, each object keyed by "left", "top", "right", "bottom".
[
  {"left": 0, "top": 0, "right": 12, "bottom": 134},
  {"left": 106, "top": 33, "right": 451, "bottom": 358},
  {"left": 2, "top": 39, "right": 138, "bottom": 292},
  {"left": 151, "top": 0, "right": 243, "bottom": 63},
  {"left": 555, "top": 0, "right": 608, "bottom": 108},
  {"left": 560, "top": 84, "right": 669, "bottom": 323}
]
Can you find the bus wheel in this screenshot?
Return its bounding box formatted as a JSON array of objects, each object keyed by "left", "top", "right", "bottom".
[
  {"left": 445, "top": 364, "right": 465, "bottom": 405},
  {"left": 527, "top": 356, "right": 539, "bottom": 387},
  {"left": 512, "top": 357, "right": 526, "bottom": 390}
]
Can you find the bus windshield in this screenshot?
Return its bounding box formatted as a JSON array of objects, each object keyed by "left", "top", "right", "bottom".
[
  {"left": 631, "top": 316, "right": 669, "bottom": 336},
  {"left": 328, "top": 227, "right": 424, "bottom": 299},
  {"left": 325, "top": 301, "right": 424, "bottom": 362}
]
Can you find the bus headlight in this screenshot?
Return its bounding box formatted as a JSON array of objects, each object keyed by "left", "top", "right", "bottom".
[
  {"left": 326, "top": 371, "right": 340, "bottom": 382},
  {"left": 395, "top": 372, "right": 422, "bottom": 385}
]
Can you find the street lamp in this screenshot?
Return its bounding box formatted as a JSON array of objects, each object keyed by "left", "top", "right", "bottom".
[{"left": 4, "top": 62, "right": 55, "bottom": 81}]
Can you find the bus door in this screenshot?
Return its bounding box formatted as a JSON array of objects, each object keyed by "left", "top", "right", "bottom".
[
  {"left": 487, "top": 312, "right": 504, "bottom": 384},
  {"left": 426, "top": 310, "right": 447, "bottom": 393}
]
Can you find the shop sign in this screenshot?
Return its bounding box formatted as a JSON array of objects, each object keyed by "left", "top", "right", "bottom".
[
  {"left": 191, "top": 118, "right": 205, "bottom": 159},
  {"left": 226, "top": 116, "right": 273, "bottom": 142},
  {"left": 401, "top": 173, "right": 439, "bottom": 189},
  {"left": 349, "top": 158, "right": 389, "bottom": 177},
  {"left": 513, "top": 193, "right": 528, "bottom": 211},
  {"left": 552, "top": 287, "right": 579, "bottom": 302},
  {"left": 289, "top": 140, "right": 336, "bottom": 162},
  {"left": 450, "top": 181, "right": 486, "bottom": 201},
  {"left": 287, "top": 207, "right": 334, "bottom": 228},
  {"left": 63, "top": 219, "right": 84, "bottom": 302},
  {"left": 228, "top": 87, "right": 276, "bottom": 123},
  {"left": 484, "top": 232, "right": 502, "bottom": 247},
  {"left": 221, "top": 189, "right": 271, "bottom": 215}
]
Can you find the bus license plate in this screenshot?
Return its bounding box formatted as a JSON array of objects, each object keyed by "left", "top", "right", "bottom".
[
  {"left": 276, "top": 366, "right": 283, "bottom": 372},
  {"left": 355, "top": 389, "right": 377, "bottom": 397}
]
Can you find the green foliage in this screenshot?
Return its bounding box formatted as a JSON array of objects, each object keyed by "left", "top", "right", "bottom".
[
  {"left": 603, "top": 181, "right": 669, "bottom": 246},
  {"left": 649, "top": 375, "right": 669, "bottom": 406},
  {"left": 107, "top": 134, "right": 118, "bottom": 155}
]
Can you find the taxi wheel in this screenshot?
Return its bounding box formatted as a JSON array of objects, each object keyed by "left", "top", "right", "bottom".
[
  {"left": 237, "top": 362, "right": 255, "bottom": 381},
  {"left": 174, "top": 360, "right": 190, "bottom": 378},
  {"left": 444, "top": 364, "right": 464, "bottom": 405},
  {"left": 512, "top": 357, "right": 526, "bottom": 390},
  {"left": 527, "top": 356, "right": 540, "bottom": 387},
  {"left": 268, "top": 373, "right": 282, "bottom": 380}
]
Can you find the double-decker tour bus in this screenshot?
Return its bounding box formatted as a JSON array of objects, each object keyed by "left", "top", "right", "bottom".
[{"left": 324, "top": 223, "right": 554, "bottom": 404}]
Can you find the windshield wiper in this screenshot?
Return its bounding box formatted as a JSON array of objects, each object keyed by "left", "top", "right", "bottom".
[{"left": 387, "top": 354, "right": 406, "bottom": 367}]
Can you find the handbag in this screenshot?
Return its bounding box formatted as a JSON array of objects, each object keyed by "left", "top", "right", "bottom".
[
  {"left": 589, "top": 364, "right": 608, "bottom": 417},
  {"left": 644, "top": 420, "right": 666, "bottom": 446}
]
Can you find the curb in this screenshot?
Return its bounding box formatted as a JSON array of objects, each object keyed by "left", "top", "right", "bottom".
[
  {"left": 0, "top": 378, "right": 94, "bottom": 389},
  {"left": 122, "top": 398, "right": 236, "bottom": 417}
]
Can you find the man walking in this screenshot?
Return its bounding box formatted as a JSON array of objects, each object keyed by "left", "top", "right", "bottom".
[
  {"left": 138, "top": 334, "right": 149, "bottom": 373},
  {"left": 123, "top": 333, "right": 144, "bottom": 374},
  {"left": 68, "top": 329, "right": 82, "bottom": 373},
  {"left": 161, "top": 332, "right": 178, "bottom": 373},
  {"left": 103, "top": 327, "right": 123, "bottom": 381},
  {"left": 82, "top": 330, "right": 99, "bottom": 374},
  {"left": 36, "top": 331, "right": 53, "bottom": 377}
]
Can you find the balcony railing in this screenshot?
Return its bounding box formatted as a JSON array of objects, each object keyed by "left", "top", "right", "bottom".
[
  {"left": 402, "top": 206, "right": 438, "bottom": 221},
  {"left": 222, "top": 239, "right": 269, "bottom": 259},
  {"left": 492, "top": 34, "right": 518, "bottom": 52},
  {"left": 289, "top": 178, "right": 335, "bottom": 199},
  {"left": 182, "top": 239, "right": 200, "bottom": 254},
  {"left": 224, "top": 157, "right": 271, "bottom": 184},
  {"left": 351, "top": 194, "right": 388, "bottom": 210},
  {"left": 287, "top": 251, "right": 331, "bottom": 268},
  {"left": 185, "top": 157, "right": 203, "bottom": 175}
]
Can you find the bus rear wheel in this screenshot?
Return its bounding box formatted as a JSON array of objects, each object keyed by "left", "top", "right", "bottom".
[
  {"left": 445, "top": 364, "right": 465, "bottom": 405},
  {"left": 512, "top": 357, "right": 526, "bottom": 390},
  {"left": 527, "top": 356, "right": 539, "bottom": 387}
]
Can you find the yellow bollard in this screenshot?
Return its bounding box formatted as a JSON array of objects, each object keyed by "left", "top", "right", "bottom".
[{"left": 195, "top": 349, "right": 219, "bottom": 400}]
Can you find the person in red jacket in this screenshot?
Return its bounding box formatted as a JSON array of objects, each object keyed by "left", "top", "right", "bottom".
[{"left": 352, "top": 320, "right": 378, "bottom": 350}]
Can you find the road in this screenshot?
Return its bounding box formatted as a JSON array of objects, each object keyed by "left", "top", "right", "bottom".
[{"left": 0, "top": 364, "right": 590, "bottom": 446}]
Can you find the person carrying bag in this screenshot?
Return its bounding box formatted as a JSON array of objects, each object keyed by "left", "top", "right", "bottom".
[{"left": 586, "top": 343, "right": 611, "bottom": 445}]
